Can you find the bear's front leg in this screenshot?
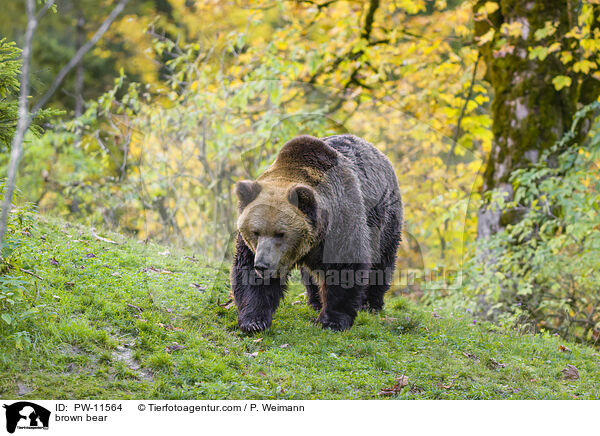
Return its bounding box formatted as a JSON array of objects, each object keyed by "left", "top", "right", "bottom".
[
  {"left": 231, "top": 234, "right": 286, "bottom": 333},
  {"left": 316, "top": 264, "right": 367, "bottom": 331},
  {"left": 301, "top": 267, "right": 322, "bottom": 310}
]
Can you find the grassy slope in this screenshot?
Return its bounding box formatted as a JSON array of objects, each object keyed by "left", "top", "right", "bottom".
[{"left": 1, "top": 216, "right": 599, "bottom": 400}]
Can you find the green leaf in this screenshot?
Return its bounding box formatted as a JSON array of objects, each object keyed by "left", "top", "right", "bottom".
[
  {"left": 534, "top": 21, "right": 557, "bottom": 41},
  {"left": 1, "top": 313, "right": 12, "bottom": 325},
  {"left": 529, "top": 46, "right": 549, "bottom": 61},
  {"left": 573, "top": 60, "right": 596, "bottom": 74},
  {"left": 552, "top": 75, "right": 572, "bottom": 91}
]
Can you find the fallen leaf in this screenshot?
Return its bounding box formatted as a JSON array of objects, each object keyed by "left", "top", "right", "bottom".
[
  {"left": 246, "top": 352, "right": 259, "bottom": 358},
  {"left": 158, "top": 249, "right": 170, "bottom": 256},
  {"left": 558, "top": 345, "right": 572, "bottom": 353},
  {"left": 280, "top": 343, "right": 290, "bottom": 349},
  {"left": 218, "top": 298, "right": 234, "bottom": 308},
  {"left": 562, "top": 364, "right": 580, "bottom": 380},
  {"left": 378, "top": 375, "right": 409, "bottom": 396},
  {"left": 165, "top": 342, "right": 186, "bottom": 353},
  {"left": 409, "top": 385, "right": 424, "bottom": 394},
  {"left": 463, "top": 351, "right": 479, "bottom": 361},
  {"left": 85, "top": 252, "right": 97, "bottom": 258},
  {"left": 253, "top": 338, "right": 263, "bottom": 343},
  {"left": 52, "top": 295, "right": 61, "bottom": 301},
  {"left": 183, "top": 256, "right": 198, "bottom": 262},
  {"left": 142, "top": 267, "right": 172, "bottom": 274},
  {"left": 49, "top": 257, "right": 59, "bottom": 266},
  {"left": 91, "top": 229, "right": 117, "bottom": 244},
  {"left": 190, "top": 283, "right": 207, "bottom": 290},
  {"left": 432, "top": 311, "right": 442, "bottom": 319},
  {"left": 488, "top": 358, "right": 506, "bottom": 369},
  {"left": 126, "top": 303, "right": 143, "bottom": 313},
  {"left": 258, "top": 371, "right": 267, "bottom": 377},
  {"left": 292, "top": 300, "right": 303, "bottom": 305},
  {"left": 64, "top": 281, "right": 75, "bottom": 288}
]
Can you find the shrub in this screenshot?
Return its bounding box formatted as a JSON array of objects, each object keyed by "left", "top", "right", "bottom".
[
  {"left": 0, "top": 183, "right": 44, "bottom": 349},
  {"left": 453, "top": 103, "right": 600, "bottom": 343}
]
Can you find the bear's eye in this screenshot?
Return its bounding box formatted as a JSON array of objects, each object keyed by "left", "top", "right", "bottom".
[
  {"left": 274, "top": 232, "right": 284, "bottom": 239},
  {"left": 253, "top": 231, "right": 260, "bottom": 238}
]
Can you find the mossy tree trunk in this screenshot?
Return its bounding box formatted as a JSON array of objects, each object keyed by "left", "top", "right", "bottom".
[{"left": 474, "top": 0, "right": 600, "bottom": 237}]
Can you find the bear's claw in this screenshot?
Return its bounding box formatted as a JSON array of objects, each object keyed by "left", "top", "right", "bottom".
[
  {"left": 239, "top": 319, "right": 269, "bottom": 333},
  {"left": 315, "top": 312, "right": 352, "bottom": 331}
]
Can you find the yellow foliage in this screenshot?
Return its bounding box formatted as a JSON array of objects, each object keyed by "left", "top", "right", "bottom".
[{"left": 55, "top": 0, "right": 491, "bottom": 272}]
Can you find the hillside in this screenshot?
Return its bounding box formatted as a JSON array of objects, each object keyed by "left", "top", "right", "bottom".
[{"left": 1, "top": 215, "right": 599, "bottom": 400}]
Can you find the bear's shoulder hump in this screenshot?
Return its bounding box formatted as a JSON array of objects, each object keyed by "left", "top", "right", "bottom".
[{"left": 276, "top": 135, "right": 338, "bottom": 173}]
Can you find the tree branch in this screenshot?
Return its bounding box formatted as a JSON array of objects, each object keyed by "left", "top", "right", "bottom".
[
  {"left": 36, "top": 0, "right": 56, "bottom": 21},
  {"left": 447, "top": 52, "right": 481, "bottom": 170},
  {"left": 0, "top": 0, "right": 130, "bottom": 249},
  {"left": 32, "top": 0, "right": 130, "bottom": 114},
  {"left": 362, "top": 0, "right": 380, "bottom": 40},
  {"left": 0, "top": 0, "right": 37, "bottom": 249}
]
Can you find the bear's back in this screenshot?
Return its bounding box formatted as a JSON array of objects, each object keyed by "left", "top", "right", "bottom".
[
  {"left": 322, "top": 135, "right": 401, "bottom": 221},
  {"left": 321, "top": 134, "right": 395, "bottom": 181}
]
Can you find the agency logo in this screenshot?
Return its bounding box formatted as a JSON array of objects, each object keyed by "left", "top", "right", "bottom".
[{"left": 3, "top": 402, "right": 50, "bottom": 434}]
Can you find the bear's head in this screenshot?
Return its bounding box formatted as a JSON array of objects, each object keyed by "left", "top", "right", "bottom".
[{"left": 235, "top": 179, "right": 319, "bottom": 278}]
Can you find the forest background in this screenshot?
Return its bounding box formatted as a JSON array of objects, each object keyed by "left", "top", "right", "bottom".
[{"left": 2, "top": 0, "right": 600, "bottom": 347}]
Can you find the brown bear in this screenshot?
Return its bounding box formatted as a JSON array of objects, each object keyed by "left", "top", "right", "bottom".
[{"left": 232, "top": 134, "right": 402, "bottom": 332}]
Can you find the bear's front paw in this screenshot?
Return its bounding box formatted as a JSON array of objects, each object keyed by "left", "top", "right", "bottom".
[
  {"left": 239, "top": 318, "right": 271, "bottom": 333},
  {"left": 315, "top": 311, "right": 353, "bottom": 331}
]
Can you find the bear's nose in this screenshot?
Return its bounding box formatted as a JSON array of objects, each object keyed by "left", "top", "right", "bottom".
[{"left": 254, "top": 261, "right": 268, "bottom": 274}]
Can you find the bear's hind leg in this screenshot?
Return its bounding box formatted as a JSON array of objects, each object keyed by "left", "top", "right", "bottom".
[
  {"left": 301, "top": 267, "right": 321, "bottom": 310},
  {"left": 366, "top": 215, "right": 401, "bottom": 311},
  {"left": 316, "top": 264, "right": 366, "bottom": 331},
  {"left": 365, "top": 262, "right": 393, "bottom": 312}
]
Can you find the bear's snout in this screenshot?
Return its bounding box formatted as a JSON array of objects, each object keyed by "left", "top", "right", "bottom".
[
  {"left": 253, "top": 260, "right": 269, "bottom": 277},
  {"left": 254, "top": 236, "right": 286, "bottom": 277}
]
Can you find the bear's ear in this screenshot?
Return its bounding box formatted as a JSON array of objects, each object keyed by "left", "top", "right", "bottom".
[
  {"left": 288, "top": 184, "right": 317, "bottom": 226},
  {"left": 235, "top": 180, "right": 261, "bottom": 210}
]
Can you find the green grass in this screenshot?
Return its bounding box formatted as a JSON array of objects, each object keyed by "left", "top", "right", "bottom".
[{"left": 1, "top": 215, "right": 599, "bottom": 399}]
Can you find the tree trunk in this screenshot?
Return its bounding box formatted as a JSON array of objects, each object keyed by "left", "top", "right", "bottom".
[
  {"left": 474, "top": 0, "right": 600, "bottom": 237},
  {"left": 75, "top": 13, "right": 85, "bottom": 117}
]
